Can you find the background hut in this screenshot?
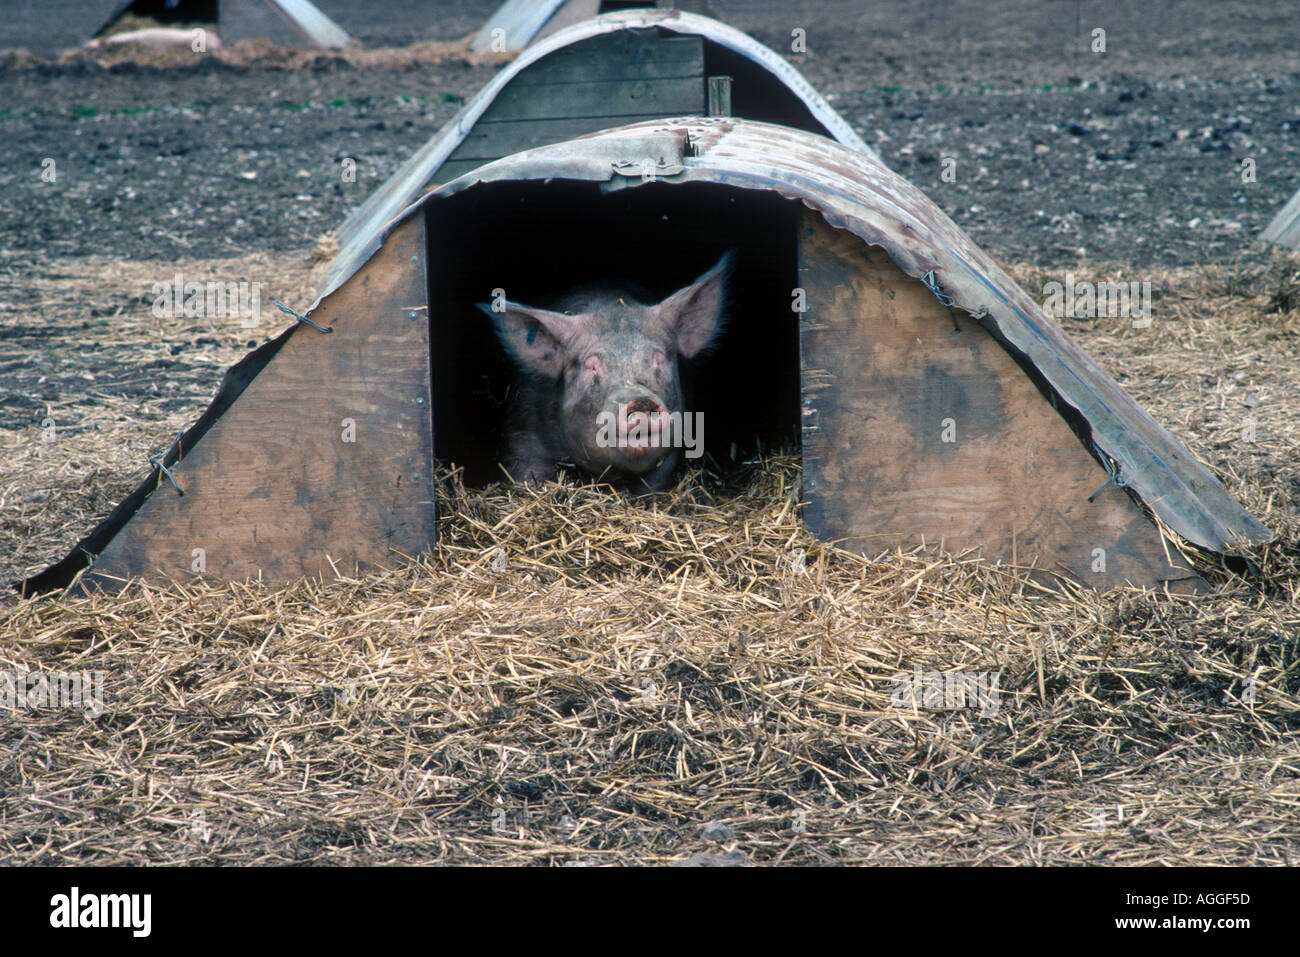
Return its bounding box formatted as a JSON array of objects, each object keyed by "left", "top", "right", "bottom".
[{"left": 323, "top": 8, "right": 873, "bottom": 296}]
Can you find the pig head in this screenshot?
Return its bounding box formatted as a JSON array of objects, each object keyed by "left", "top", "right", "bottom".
[{"left": 478, "top": 251, "right": 733, "bottom": 492}]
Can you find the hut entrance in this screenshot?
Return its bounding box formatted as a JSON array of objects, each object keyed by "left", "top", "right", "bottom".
[{"left": 425, "top": 179, "right": 802, "bottom": 487}]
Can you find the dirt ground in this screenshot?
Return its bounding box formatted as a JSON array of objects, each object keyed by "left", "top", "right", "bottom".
[
  {"left": 0, "top": 1, "right": 1297, "bottom": 866},
  {"left": 1, "top": 1, "right": 1297, "bottom": 266}
]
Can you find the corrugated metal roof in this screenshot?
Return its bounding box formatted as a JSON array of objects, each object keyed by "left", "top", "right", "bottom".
[
  {"left": 323, "top": 9, "right": 872, "bottom": 298},
  {"left": 356, "top": 116, "right": 1271, "bottom": 552}
]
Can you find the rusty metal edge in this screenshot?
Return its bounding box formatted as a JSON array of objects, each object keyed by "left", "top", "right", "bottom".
[{"left": 322, "top": 9, "right": 873, "bottom": 301}]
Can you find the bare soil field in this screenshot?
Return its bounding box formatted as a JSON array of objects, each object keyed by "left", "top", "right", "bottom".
[{"left": 0, "top": 1, "right": 1297, "bottom": 866}]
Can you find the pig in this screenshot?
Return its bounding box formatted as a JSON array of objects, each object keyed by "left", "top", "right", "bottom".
[
  {"left": 84, "top": 28, "right": 222, "bottom": 52},
  {"left": 478, "top": 251, "right": 733, "bottom": 492}
]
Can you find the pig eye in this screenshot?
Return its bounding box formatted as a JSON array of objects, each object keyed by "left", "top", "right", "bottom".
[
  {"left": 583, "top": 355, "right": 603, "bottom": 378},
  {"left": 652, "top": 350, "right": 667, "bottom": 370}
]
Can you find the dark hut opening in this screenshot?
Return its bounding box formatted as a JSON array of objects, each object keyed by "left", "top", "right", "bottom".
[{"left": 425, "top": 179, "right": 802, "bottom": 487}]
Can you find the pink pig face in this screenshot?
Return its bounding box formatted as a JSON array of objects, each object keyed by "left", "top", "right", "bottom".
[{"left": 480, "top": 252, "right": 732, "bottom": 483}]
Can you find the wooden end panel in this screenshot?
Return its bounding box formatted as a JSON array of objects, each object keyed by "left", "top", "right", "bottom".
[
  {"left": 797, "top": 211, "right": 1199, "bottom": 591},
  {"left": 440, "top": 33, "right": 706, "bottom": 181},
  {"left": 511, "top": 31, "right": 705, "bottom": 86},
  {"left": 478, "top": 75, "right": 706, "bottom": 124},
  {"left": 85, "top": 215, "right": 436, "bottom": 588}
]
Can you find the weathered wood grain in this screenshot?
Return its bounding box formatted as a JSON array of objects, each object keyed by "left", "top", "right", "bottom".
[
  {"left": 511, "top": 30, "right": 704, "bottom": 86},
  {"left": 440, "top": 32, "right": 706, "bottom": 183},
  {"left": 484, "top": 75, "right": 704, "bottom": 122},
  {"left": 84, "top": 215, "right": 436, "bottom": 588},
  {"left": 797, "top": 210, "right": 1200, "bottom": 590}
]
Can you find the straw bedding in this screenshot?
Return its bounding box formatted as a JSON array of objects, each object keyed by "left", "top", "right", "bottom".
[{"left": 1, "top": 250, "right": 1297, "bottom": 865}]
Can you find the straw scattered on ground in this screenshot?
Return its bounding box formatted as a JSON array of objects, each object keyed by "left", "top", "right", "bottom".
[{"left": 1, "top": 250, "right": 1297, "bottom": 865}]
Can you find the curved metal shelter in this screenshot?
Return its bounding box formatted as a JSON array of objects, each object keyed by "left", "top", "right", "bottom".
[
  {"left": 323, "top": 8, "right": 873, "bottom": 298},
  {"left": 21, "top": 118, "right": 1270, "bottom": 595},
  {"left": 407, "top": 118, "right": 1271, "bottom": 551}
]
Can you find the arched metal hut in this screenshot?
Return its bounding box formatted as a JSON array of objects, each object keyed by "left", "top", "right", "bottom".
[
  {"left": 21, "top": 118, "right": 1272, "bottom": 595},
  {"left": 324, "top": 7, "right": 874, "bottom": 297}
]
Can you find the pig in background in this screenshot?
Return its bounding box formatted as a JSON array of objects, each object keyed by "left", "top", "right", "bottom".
[
  {"left": 84, "top": 28, "right": 222, "bottom": 52},
  {"left": 479, "top": 251, "right": 734, "bottom": 493}
]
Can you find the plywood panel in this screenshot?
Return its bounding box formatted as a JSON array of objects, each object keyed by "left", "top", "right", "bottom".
[
  {"left": 513, "top": 30, "right": 704, "bottom": 85},
  {"left": 485, "top": 75, "right": 704, "bottom": 122},
  {"left": 441, "top": 32, "right": 705, "bottom": 183},
  {"left": 84, "top": 215, "right": 435, "bottom": 588},
  {"left": 797, "top": 210, "right": 1199, "bottom": 590}
]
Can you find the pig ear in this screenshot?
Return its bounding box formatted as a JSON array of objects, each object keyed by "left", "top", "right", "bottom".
[
  {"left": 477, "top": 301, "right": 584, "bottom": 379},
  {"left": 652, "top": 250, "right": 734, "bottom": 358}
]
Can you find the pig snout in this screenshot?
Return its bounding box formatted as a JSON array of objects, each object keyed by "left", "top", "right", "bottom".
[{"left": 610, "top": 390, "right": 671, "bottom": 469}]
